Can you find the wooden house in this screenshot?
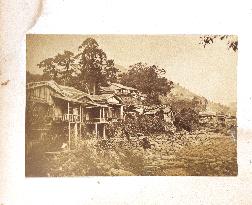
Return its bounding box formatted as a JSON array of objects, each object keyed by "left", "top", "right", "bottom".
[
  {"left": 143, "top": 106, "right": 173, "bottom": 123},
  {"left": 199, "top": 111, "right": 217, "bottom": 125},
  {"left": 87, "top": 93, "right": 124, "bottom": 122},
  {"left": 26, "top": 81, "right": 124, "bottom": 149},
  {"left": 100, "top": 83, "right": 138, "bottom": 95}
]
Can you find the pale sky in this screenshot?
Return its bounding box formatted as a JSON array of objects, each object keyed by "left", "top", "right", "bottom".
[{"left": 26, "top": 34, "right": 237, "bottom": 105}]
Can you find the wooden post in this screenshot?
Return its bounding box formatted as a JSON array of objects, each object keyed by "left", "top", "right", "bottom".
[
  {"left": 120, "top": 105, "right": 124, "bottom": 120},
  {"left": 103, "top": 124, "right": 106, "bottom": 139},
  {"left": 68, "top": 102, "right": 71, "bottom": 150},
  {"left": 95, "top": 123, "right": 98, "bottom": 138},
  {"left": 99, "top": 107, "right": 102, "bottom": 121},
  {"left": 108, "top": 107, "right": 111, "bottom": 119},
  {"left": 86, "top": 109, "right": 89, "bottom": 121},
  {"left": 74, "top": 123, "right": 78, "bottom": 147},
  {"left": 102, "top": 107, "right": 105, "bottom": 119}
]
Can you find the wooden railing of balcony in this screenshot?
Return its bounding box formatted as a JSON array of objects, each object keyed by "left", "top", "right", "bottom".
[
  {"left": 61, "top": 114, "right": 109, "bottom": 123},
  {"left": 62, "top": 114, "right": 80, "bottom": 122}
]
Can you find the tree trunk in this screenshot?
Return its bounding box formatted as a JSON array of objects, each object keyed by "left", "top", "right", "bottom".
[{"left": 93, "top": 83, "right": 96, "bottom": 95}]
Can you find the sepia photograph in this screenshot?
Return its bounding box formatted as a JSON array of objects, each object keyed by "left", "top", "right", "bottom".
[{"left": 25, "top": 34, "right": 237, "bottom": 177}]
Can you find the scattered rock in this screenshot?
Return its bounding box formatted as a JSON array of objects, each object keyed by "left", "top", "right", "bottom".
[{"left": 108, "top": 168, "right": 134, "bottom": 176}]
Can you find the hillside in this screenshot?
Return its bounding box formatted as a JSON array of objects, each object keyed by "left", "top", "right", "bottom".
[
  {"left": 26, "top": 71, "right": 46, "bottom": 83},
  {"left": 168, "top": 83, "right": 199, "bottom": 100},
  {"left": 206, "top": 101, "right": 236, "bottom": 116},
  {"left": 164, "top": 83, "right": 236, "bottom": 115}
]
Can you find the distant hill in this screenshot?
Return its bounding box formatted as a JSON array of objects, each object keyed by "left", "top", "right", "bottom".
[
  {"left": 168, "top": 83, "right": 199, "bottom": 100},
  {"left": 163, "top": 83, "right": 236, "bottom": 116},
  {"left": 26, "top": 71, "right": 44, "bottom": 83},
  {"left": 206, "top": 101, "right": 230, "bottom": 114}
]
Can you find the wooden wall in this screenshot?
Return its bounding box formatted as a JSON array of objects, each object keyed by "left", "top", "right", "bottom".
[
  {"left": 27, "top": 85, "right": 65, "bottom": 120},
  {"left": 27, "top": 85, "right": 54, "bottom": 105}
]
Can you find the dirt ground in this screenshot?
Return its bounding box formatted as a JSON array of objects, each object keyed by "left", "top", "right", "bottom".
[{"left": 142, "top": 132, "right": 237, "bottom": 176}]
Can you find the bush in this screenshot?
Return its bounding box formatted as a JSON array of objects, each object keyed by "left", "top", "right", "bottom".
[
  {"left": 173, "top": 108, "right": 199, "bottom": 132},
  {"left": 106, "top": 122, "right": 123, "bottom": 139},
  {"left": 27, "top": 138, "right": 145, "bottom": 176},
  {"left": 137, "top": 115, "right": 166, "bottom": 134},
  {"left": 105, "top": 114, "right": 169, "bottom": 140}
]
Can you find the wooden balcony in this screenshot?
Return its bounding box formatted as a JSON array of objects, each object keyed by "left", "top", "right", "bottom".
[
  {"left": 59, "top": 112, "right": 122, "bottom": 124},
  {"left": 60, "top": 114, "right": 109, "bottom": 124},
  {"left": 62, "top": 114, "right": 81, "bottom": 122}
]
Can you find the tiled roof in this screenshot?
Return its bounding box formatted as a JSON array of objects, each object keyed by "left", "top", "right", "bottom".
[
  {"left": 120, "top": 95, "right": 142, "bottom": 106},
  {"left": 58, "top": 84, "right": 85, "bottom": 98},
  {"left": 89, "top": 94, "right": 122, "bottom": 104},
  {"left": 100, "top": 86, "right": 114, "bottom": 93},
  {"left": 111, "top": 83, "right": 137, "bottom": 91},
  {"left": 100, "top": 83, "right": 137, "bottom": 93}
]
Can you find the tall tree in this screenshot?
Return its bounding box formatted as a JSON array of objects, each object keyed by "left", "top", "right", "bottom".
[
  {"left": 103, "top": 59, "right": 119, "bottom": 84},
  {"left": 54, "top": 50, "right": 76, "bottom": 85},
  {"left": 37, "top": 50, "right": 76, "bottom": 85},
  {"left": 37, "top": 57, "right": 59, "bottom": 82},
  {"left": 75, "top": 38, "right": 107, "bottom": 94},
  {"left": 120, "top": 62, "right": 173, "bottom": 104}
]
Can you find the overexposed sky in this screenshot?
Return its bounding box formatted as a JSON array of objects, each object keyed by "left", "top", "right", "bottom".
[{"left": 26, "top": 34, "right": 237, "bottom": 105}]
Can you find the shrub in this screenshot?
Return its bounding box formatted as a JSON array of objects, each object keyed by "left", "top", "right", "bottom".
[
  {"left": 106, "top": 122, "right": 123, "bottom": 139},
  {"left": 173, "top": 108, "right": 199, "bottom": 132}
]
